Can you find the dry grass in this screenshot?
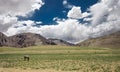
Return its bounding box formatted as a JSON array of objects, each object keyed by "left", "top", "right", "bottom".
[
  {"left": 0, "top": 46, "right": 120, "bottom": 72},
  {"left": 0, "top": 68, "right": 70, "bottom": 72}
]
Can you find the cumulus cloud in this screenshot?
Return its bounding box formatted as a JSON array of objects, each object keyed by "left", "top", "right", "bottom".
[
  {"left": 5, "top": 20, "right": 38, "bottom": 35},
  {"left": 4, "top": 0, "right": 120, "bottom": 43},
  {"left": 0, "top": 0, "right": 44, "bottom": 32},
  {"left": 82, "top": 12, "right": 91, "bottom": 18},
  {"left": 0, "top": 15, "right": 18, "bottom": 32},
  {"left": 67, "top": 6, "right": 82, "bottom": 19},
  {"left": 89, "top": 0, "right": 120, "bottom": 26},
  {"left": 89, "top": 2, "right": 109, "bottom": 26},
  {"left": 0, "top": 0, "right": 44, "bottom": 16},
  {"left": 67, "top": 6, "right": 91, "bottom": 19}
]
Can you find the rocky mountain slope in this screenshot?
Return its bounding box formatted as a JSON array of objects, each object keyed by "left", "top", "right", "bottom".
[
  {"left": 0, "top": 32, "right": 7, "bottom": 46},
  {"left": 6, "top": 33, "right": 48, "bottom": 47},
  {"left": 0, "top": 32, "right": 73, "bottom": 47},
  {"left": 77, "top": 31, "right": 120, "bottom": 48}
]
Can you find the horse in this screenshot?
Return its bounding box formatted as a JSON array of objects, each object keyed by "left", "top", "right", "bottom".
[{"left": 24, "top": 55, "right": 29, "bottom": 61}]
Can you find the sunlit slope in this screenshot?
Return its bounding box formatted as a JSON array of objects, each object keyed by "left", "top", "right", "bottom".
[{"left": 78, "top": 31, "right": 120, "bottom": 48}]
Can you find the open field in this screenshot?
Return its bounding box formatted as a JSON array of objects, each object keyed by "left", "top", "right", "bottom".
[{"left": 0, "top": 45, "right": 120, "bottom": 72}]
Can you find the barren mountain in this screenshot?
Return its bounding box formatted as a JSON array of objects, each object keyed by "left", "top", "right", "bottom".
[
  {"left": 77, "top": 31, "right": 120, "bottom": 48},
  {"left": 6, "top": 33, "right": 49, "bottom": 47},
  {"left": 0, "top": 31, "right": 120, "bottom": 48},
  {"left": 0, "top": 32, "right": 73, "bottom": 47}
]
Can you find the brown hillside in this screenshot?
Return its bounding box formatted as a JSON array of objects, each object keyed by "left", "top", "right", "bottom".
[
  {"left": 0, "top": 32, "right": 73, "bottom": 47},
  {"left": 6, "top": 33, "right": 48, "bottom": 47},
  {"left": 77, "top": 31, "right": 120, "bottom": 48}
]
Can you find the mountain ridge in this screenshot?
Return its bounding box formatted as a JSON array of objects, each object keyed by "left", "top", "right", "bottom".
[
  {"left": 0, "top": 31, "right": 120, "bottom": 48},
  {"left": 77, "top": 31, "right": 120, "bottom": 48},
  {"left": 0, "top": 32, "right": 73, "bottom": 47}
]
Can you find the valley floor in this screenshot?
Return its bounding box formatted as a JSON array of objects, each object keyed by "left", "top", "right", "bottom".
[{"left": 0, "top": 46, "right": 120, "bottom": 72}]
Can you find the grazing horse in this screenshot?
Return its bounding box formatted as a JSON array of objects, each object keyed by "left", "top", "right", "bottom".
[{"left": 24, "top": 55, "right": 29, "bottom": 61}]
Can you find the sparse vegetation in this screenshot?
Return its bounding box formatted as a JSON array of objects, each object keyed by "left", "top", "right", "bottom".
[
  {"left": 78, "top": 31, "right": 120, "bottom": 48},
  {"left": 0, "top": 46, "right": 120, "bottom": 72}
]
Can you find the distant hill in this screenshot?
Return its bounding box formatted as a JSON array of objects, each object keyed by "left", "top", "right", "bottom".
[
  {"left": 6, "top": 33, "right": 49, "bottom": 47},
  {"left": 77, "top": 31, "right": 120, "bottom": 48},
  {"left": 0, "top": 32, "right": 73, "bottom": 47}
]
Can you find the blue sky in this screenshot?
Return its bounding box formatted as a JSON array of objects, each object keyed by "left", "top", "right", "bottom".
[{"left": 27, "top": 0, "right": 98, "bottom": 25}]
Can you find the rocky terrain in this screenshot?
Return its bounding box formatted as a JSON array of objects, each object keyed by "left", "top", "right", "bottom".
[
  {"left": 0, "top": 32, "right": 73, "bottom": 47},
  {"left": 0, "top": 32, "right": 7, "bottom": 46}
]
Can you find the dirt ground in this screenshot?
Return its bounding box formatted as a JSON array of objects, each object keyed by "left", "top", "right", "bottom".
[{"left": 0, "top": 68, "right": 73, "bottom": 72}]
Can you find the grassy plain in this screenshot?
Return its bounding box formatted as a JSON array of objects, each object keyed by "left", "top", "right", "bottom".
[{"left": 0, "top": 45, "right": 120, "bottom": 72}]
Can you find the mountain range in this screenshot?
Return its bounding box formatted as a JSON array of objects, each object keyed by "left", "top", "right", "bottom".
[
  {"left": 0, "top": 31, "right": 120, "bottom": 48},
  {"left": 0, "top": 32, "right": 73, "bottom": 47}
]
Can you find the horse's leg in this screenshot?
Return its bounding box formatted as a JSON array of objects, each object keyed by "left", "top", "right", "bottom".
[{"left": 27, "top": 57, "right": 29, "bottom": 61}]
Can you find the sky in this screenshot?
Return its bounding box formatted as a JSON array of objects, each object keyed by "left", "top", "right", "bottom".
[
  {"left": 0, "top": 0, "right": 120, "bottom": 43},
  {"left": 27, "top": 0, "right": 98, "bottom": 24}
]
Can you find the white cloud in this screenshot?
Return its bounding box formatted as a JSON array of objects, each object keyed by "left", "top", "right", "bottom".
[
  {"left": 82, "top": 12, "right": 91, "bottom": 18},
  {"left": 0, "top": 0, "right": 44, "bottom": 16},
  {"left": 63, "top": 0, "right": 67, "bottom": 5},
  {"left": 83, "top": 18, "right": 92, "bottom": 22},
  {"left": 53, "top": 17, "right": 66, "bottom": 22},
  {"left": 5, "top": 20, "right": 39, "bottom": 35},
  {"left": 53, "top": 17, "right": 61, "bottom": 21},
  {"left": 63, "top": 0, "right": 73, "bottom": 9},
  {"left": 0, "top": 15, "right": 18, "bottom": 32},
  {"left": 36, "top": 21, "right": 42, "bottom": 24},
  {"left": 89, "top": 0, "right": 120, "bottom": 26},
  {"left": 67, "top": 6, "right": 91, "bottom": 19},
  {"left": 89, "top": 2, "right": 109, "bottom": 26},
  {"left": 67, "top": 6, "right": 82, "bottom": 19},
  {"left": 0, "top": 0, "right": 44, "bottom": 32}
]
